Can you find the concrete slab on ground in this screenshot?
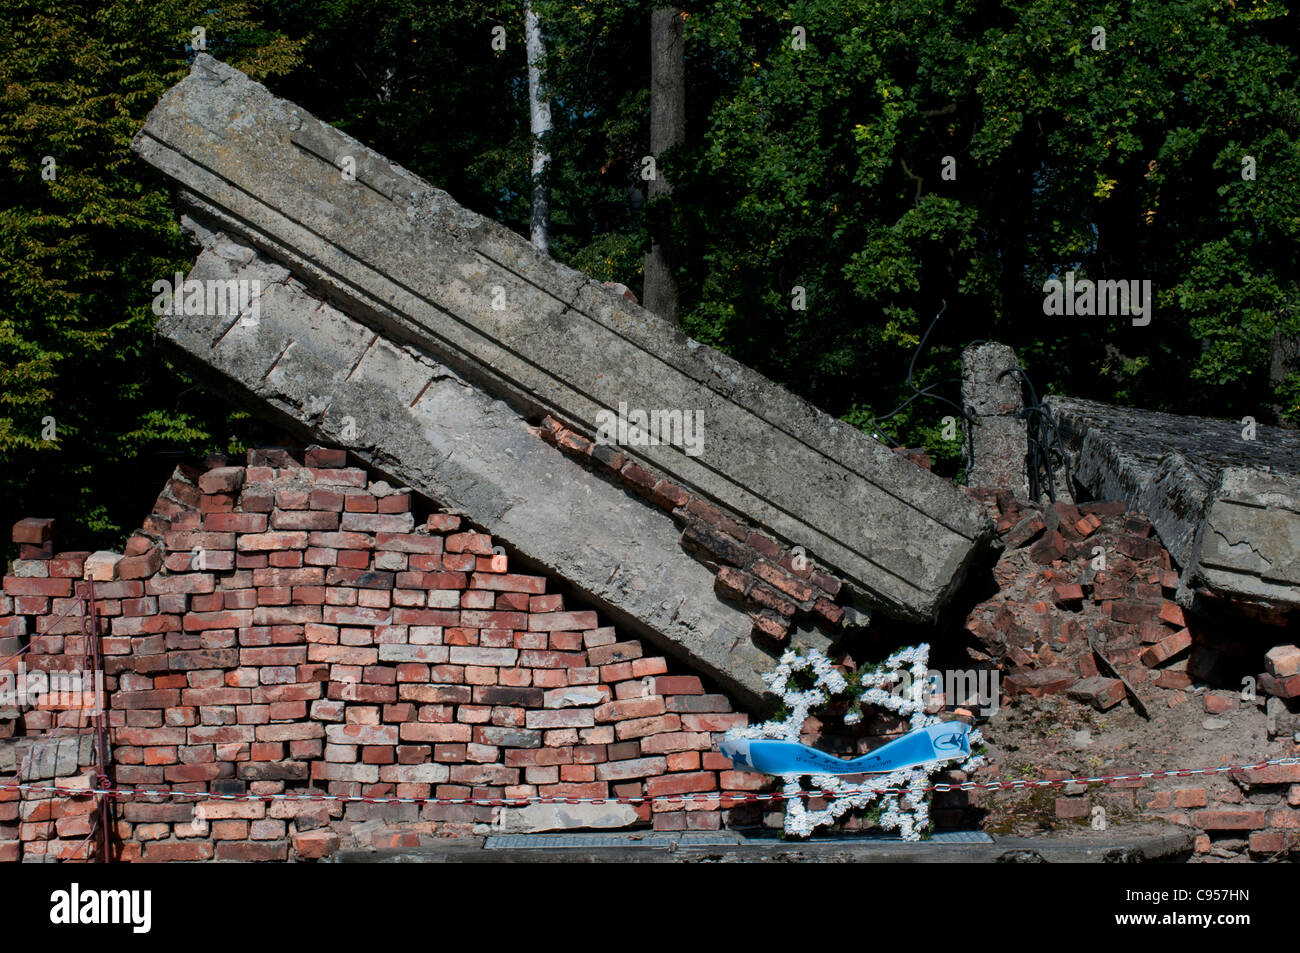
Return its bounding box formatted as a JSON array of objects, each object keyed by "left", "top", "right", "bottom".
[
  {"left": 328, "top": 825, "right": 1193, "bottom": 863},
  {"left": 1050, "top": 396, "right": 1300, "bottom": 609}
]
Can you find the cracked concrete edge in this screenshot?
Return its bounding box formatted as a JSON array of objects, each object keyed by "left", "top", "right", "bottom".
[
  {"left": 161, "top": 219, "right": 804, "bottom": 708},
  {"left": 132, "top": 54, "right": 994, "bottom": 623},
  {"left": 1051, "top": 397, "right": 1300, "bottom": 609},
  {"left": 1192, "top": 467, "right": 1300, "bottom": 607}
]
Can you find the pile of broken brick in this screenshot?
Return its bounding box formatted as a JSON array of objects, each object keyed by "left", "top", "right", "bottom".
[{"left": 962, "top": 490, "right": 1300, "bottom": 713}]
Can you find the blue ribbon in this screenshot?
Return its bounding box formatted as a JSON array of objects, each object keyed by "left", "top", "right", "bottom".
[{"left": 719, "top": 722, "right": 971, "bottom": 776}]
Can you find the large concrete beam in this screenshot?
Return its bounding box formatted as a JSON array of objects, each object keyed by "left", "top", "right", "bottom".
[
  {"left": 132, "top": 56, "right": 992, "bottom": 623},
  {"left": 1050, "top": 396, "right": 1300, "bottom": 609}
]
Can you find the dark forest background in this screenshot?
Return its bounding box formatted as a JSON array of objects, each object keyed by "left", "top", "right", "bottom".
[{"left": 2, "top": 0, "right": 1298, "bottom": 555}]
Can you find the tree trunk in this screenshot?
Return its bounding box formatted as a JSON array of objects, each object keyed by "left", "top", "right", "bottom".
[
  {"left": 644, "top": 7, "right": 684, "bottom": 326},
  {"left": 525, "top": 0, "right": 551, "bottom": 254}
]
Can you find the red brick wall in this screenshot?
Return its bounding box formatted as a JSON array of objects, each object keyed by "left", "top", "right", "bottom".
[{"left": 1, "top": 449, "right": 754, "bottom": 861}]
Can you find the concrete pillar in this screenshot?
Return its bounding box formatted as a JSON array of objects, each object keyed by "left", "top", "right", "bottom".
[{"left": 962, "top": 343, "right": 1029, "bottom": 495}]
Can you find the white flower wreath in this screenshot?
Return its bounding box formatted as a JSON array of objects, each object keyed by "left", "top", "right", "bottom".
[{"left": 725, "top": 644, "right": 985, "bottom": 840}]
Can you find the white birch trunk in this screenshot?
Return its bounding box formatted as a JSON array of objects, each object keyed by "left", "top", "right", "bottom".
[{"left": 526, "top": 1, "right": 551, "bottom": 254}]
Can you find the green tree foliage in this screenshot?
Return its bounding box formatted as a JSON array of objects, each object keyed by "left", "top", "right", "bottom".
[
  {"left": 0, "top": 2, "right": 302, "bottom": 553},
  {"left": 663, "top": 0, "right": 1300, "bottom": 448},
  {"left": 279, "top": 0, "right": 1296, "bottom": 463},
  {"left": 2, "top": 1, "right": 1297, "bottom": 556},
  {"left": 263, "top": 0, "right": 654, "bottom": 285}
]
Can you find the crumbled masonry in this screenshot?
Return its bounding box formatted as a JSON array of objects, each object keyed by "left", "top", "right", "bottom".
[
  {"left": 3, "top": 53, "right": 1299, "bottom": 862},
  {"left": 130, "top": 55, "right": 995, "bottom": 664},
  {"left": 958, "top": 488, "right": 1300, "bottom": 858},
  {"left": 0, "top": 451, "right": 976, "bottom": 861}
]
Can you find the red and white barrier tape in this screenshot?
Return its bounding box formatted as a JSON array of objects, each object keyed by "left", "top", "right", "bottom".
[{"left": 3, "top": 756, "right": 1298, "bottom": 808}]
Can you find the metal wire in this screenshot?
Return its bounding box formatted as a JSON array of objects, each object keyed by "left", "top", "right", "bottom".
[
  {"left": 867, "top": 300, "right": 976, "bottom": 475},
  {"left": 997, "top": 367, "right": 1075, "bottom": 502},
  {"left": 866, "top": 301, "right": 1074, "bottom": 496}
]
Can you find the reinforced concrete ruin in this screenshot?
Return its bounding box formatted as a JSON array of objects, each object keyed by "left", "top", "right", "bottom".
[
  {"left": 4, "top": 56, "right": 1299, "bottom": 865},
  {"left": 129, "top": 55, "right": 994, "bottom": 700}
]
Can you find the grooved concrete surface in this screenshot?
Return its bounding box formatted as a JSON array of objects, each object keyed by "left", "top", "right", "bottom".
[{"left": 328, "top": 825, "right": 1193, "bottom": 864}]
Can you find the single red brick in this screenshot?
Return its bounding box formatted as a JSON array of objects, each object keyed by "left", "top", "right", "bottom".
[
  {"left": 631, "top": 657, "right": 668, "bottom": 678},
  {"left": 1028, "top": 530, "right": 1066, "bottom": 564},
  {"left": 620, "top": 463, "right": 658, "bottom": 494},
  {"left": 205, "top": 513, "right": 269, "bottom": 533},
  {"left": 655, "top": 675, "right": 704, "bottom": 696},
  {"left": 198, "top": 467, "right": 245, "bottom": 496},
  {"left": 1003, "top": 667, "right": 1074, "bottom": 697},
  {"left": 1260, "top": 671, "right": 1300, "bottom": 699},
  {"left": 2, "top": 576, "right": 70, "bottom": 597},
  {"left": 12, "top": 517, "right": 55, "bottom": 544},
  {"left": 1067, "top": 676, "right": 1125, "bottom": 711},
  {"left": 1110, "top": 599, "right": 1161, "bottom": 624},
  {"left": 1191, "top": 809, "right": 1268, "bottom": 830},
  {"left": 144, "top": 841, "right": 214, "bottom": 862},
  {"left": 1052, "top": 583, "right": 1085, "bottom": 606},
  {"left": 529, "top": 594, "right": 563, "bottom": 613},
  {"left": 745, "top": 533, "right": 782, "bottom": 560},
  {"left": 651, "top": 480, "right": 690, "bottom": 510},
  {"left": 1266, "top": 645, "right": 1300, "bottom": 678},
  {"left": 47, "top": 553, "right": 86, "bottom": 577},
  {"left": 750, "top": 613, "right": 788, "bottom": 641},
  {"left": 713, "top": 566, "right": 750, "bottom": 600},
  {"left": 1055, "top": 797, "right": 1090, "bottom": 818},
  {"left": 343, "top": 493, "right": 377, "bottom": 513},
  {"left": 751, "top": 561, "right": 814, "bottom": 602},
  {"left": 1203, "top": 692, "right": 1237, "bottom": 714},
  {"left": 118, "top": 547, "right": 163, "bottom": 580},
  {"left": 1249, "top": 831, "right": 1291, "bottom": 854},
  {"left": 304, "top": 447, "right": 347, "bottom": 469},
  {"left": 446, "top": 533, "right": 494, "bottom": 556},
  {"left": 1141, "top": 629, "right": 1192, "bottom": 667},
  {"left": 237, "top": 532, "right": 309, "bottom": 553},
  {"left": 1073, "top": 514, "right": 1102, "bottom": 538},
  {"left": 1158, "top": 601, "right": 1186, "bottom": 628},
  {"left": 292, "top": 830, "right": 341, "bottom": 860},
  {"left": 1153, "top": 669, "right": 1192, "bottom": 690},
  {"left": 748, "top": 583, "right": 797, "bottom": 617},
  {"left": 813, "top": 598, "right": 844, "bottom": 626}
]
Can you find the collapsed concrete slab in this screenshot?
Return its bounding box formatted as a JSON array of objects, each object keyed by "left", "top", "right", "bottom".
[
  {"left": 1049, "top": 396, "right": 1300, "bottom": 609},
  {"left": 131, "top": 57, "right": 995, "bottom": 697},
  {"left": 166, "top": 219, "right": 780, "bottom": 704}
]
